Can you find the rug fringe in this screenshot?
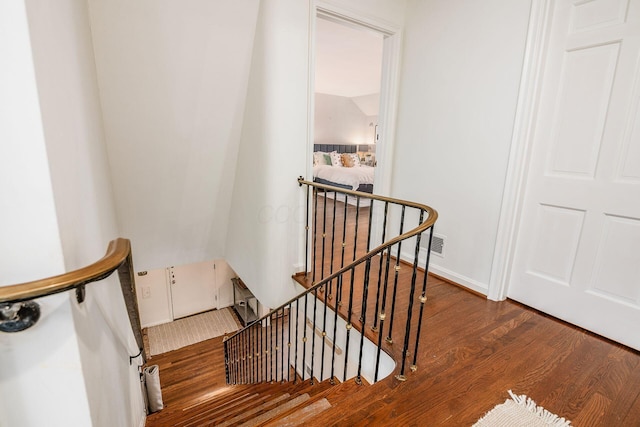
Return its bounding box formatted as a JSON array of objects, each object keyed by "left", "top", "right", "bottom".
[{"left": 507, "top": 390, "right": 572, "bottom": 426}]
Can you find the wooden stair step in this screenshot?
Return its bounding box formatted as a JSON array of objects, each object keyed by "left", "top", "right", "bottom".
[
  {"left": 263, "top": 398, "right": 332, "bottom": 427},
  {"left": 216, "top": 393, "right": 292, "bottom": 427},
  {"left": 235, "top": 393, "right": 311, "bottom": 427},
  {"left": 177, "top": 393, "right": 266, "bottom": 427}
]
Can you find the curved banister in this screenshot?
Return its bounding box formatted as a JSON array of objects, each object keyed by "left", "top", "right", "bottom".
[
  {"left": 0, "top": 238, "right": 131, "bottom": 304},
  {"left": 0, "top": 238, "right": 145, "bottom": 361},
  {"left": 225, "top": 179, "right": 438, "bottom": 342}
]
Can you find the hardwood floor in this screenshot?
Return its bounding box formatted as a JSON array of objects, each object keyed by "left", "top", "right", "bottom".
[{"left": 145, "top": 196, "right": 640, "bottom": 426}]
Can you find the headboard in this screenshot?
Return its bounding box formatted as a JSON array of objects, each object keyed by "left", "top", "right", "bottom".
[{"left": 313, "top": 144, "right": 371, "bottom": 153}]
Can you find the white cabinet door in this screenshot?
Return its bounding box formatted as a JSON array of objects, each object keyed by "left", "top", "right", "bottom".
[
  {"left": 509, "top": 0, "right": 640, "bottom": 349},
  {"left": 170, "top": 260, "right": 217, "bottom": 319},
  {"left": 135, "top": 268, "right": 172, "bottom": 328}
]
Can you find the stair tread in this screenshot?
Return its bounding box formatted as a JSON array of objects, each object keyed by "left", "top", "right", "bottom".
[
  {"left": 263, "top": 398, "right": 332, "bottom": 427},
  {"left": 215, "top": 393, "right": 291, "bottom": 427},
  {"left": 235, "top": 393, "right": 310, "bottom": 427}
]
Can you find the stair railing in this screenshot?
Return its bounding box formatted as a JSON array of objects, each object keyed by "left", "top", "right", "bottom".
[
  {"left": 224, "top": 178, "right": 437, "bottom": 386},
  {"left": 0, "top": 238, "right": 146, "bottom": 361}
]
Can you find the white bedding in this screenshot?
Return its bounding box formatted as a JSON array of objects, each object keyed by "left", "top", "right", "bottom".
[{"left": 312, "top": 165, "right": 375, "bottom": 190}]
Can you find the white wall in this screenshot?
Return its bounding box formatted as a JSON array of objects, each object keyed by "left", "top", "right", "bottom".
[
  {"left": 88, "top": 0, "right": 260, "bottom": 272},
  {"left": 392, "top": 0, "right": 532, "bottom": 293},
  {"left": 0, "top": 2, "right": 92, "bottom": 427},
  {"left": 315, "top": 93, "right": 372, "bottom": 145},
  {"left": 226, "top": 0, "right": 407, "bottom": 309},
  {"left": 0, "top": 0, "right": 148, "bottom": 425},
  {"left": 226, "top": 0, "right": 311, "bottom": 309}
]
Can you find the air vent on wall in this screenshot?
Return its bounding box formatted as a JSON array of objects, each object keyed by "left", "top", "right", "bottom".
[{"left": 421, "top": 232, "right": 445, "bottom": 257}]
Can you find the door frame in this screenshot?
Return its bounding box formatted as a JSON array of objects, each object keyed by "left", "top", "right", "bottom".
[
  {"left": 488, "top": 0, "right": 552, "bottom": 301},
  {"left": 307, "top": 1, "right": 403, "bottom": 198}
]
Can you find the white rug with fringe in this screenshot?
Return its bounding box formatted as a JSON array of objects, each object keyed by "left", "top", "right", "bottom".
[
  {"left": 473, "top": 391, "right": 572, "bottom": 426},
  {"left": 147, "top": 308, "right": 240, "bottom": 356}
]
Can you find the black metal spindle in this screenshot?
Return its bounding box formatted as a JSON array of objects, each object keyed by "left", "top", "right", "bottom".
[
  {"left": 287, "top": 303, "right": 292, "bottom": 381},
  {"left": 374, "top": 245, "right": 393, "bottom": 381},
  {"left": 320, "top": 282, "right": 329, "bottom": 381},
  {"left": 386, "top": 205, "right": 406, "bottom": 343},
  {"left": 310, "top": 289, "right": 318, "bottom": 384},
  {"left": 279, "top": 308, "right": 284, "bottom": 382},
  {"left": 302, "top": 293, "right": 308, "bottom": 381},
  {"left": 343, "top": 266, "right": 356, "bottom": 382},
  {"left": 329, "top": 274, "right": 341, "bottom": 384},
  {"left": 338, "top": 196, "right": 348, "bottom": 305},
  {"left": 224, "top": 338, "right": 229, "bottom": 384},
  {"left": 356, "top": 258, "right": 372, "bottom": 384},
  {"left": 372, "top": 202, "right": 389, "bottom": 332},
  {"left": 320, "top": 192, "right": 328, "bottom": 281},
  {"left": 397, "top": 212, "right": 425, "bottom": 380},
  {"left": 304, "top": 181, "right": 310, "bottom": 277},
  {"left": 328, "top": 191, "right": 338, "bottom": 297},
  {"left": 312, "top": 189, "right": 319, "bottom": 284},
  {"left": 360, "top": 202, "right": 374, "bottom": 323},
  {"left": 352, "top": 196, "right": 361, "bottom": 262},
  {"left": 294, "top": 299, "right": 300, "bottom": 384},
  {"left": 413, "top": 226, "right": 433, "bottom": 370}
]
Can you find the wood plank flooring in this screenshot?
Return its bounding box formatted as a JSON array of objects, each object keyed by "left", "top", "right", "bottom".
[{"left": 145, "top": 196, "right": 640, "bottom": 426}]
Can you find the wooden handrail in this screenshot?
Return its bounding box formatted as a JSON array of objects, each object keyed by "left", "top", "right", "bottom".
[
  {"left": 0, "top": 238, "right": 130, "bottom": 304},
  {"left": 0, "top": 238, "right": 145, "bottom": 361}
]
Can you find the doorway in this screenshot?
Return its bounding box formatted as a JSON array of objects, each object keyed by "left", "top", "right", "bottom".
[{"left": 309, "top": 7, "right": 402, "bottom": 198}]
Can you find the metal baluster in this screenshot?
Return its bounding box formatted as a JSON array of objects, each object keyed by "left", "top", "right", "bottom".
[
  {"left": 280, "top": 308, "right": 284, "bottom": 382},
  {"left": 302, "top": 293, "right": 308, "bottom": 381},
  {"left": 312, "top": 189, "right": 319, "bottom": 284},
  {"left": 374, "top": 246, "right": 393, "bottom": 382},
  {"left": 360, "top": 201, "right": 374, "bottom": 323},
  {"left": 287, "top": 303, "right": 292, "bottom": 381},
  {"left": 269, "top": 314, "right": 274, "bottom": 382},
  {"left": 263, "top": 318, "right": 268, "bottom": 383},
  {"left": 294, "top": 299, "right": 300, "bottom": 384},
  {"left": 352, "top": 196, "right": 361, "bottom": 262},
  {"left": 320, "top": 282, "right": 329, "bottom": 381},
  {"left": 328, "top": 191, "right": 338, "bottom": 298},
  {"left": 386, "top": 205, "right": 406, "bottom": 344},
  {"left": 343, "top": 266, "right": 356, "bottom": 382},
  {"left": 224, "top": 337, "right": 229, "bottom": 383},
  {"left": 338, "top": 196, "right": 348, "bottom": 305},
  {"left": 304, "top": 181, "right": 310, "bottom": 277},
  {"left": 329, "top": 275, "right": 341, "bottom": 384},
  {"left": 413, "top": 226, "right": 433, "bottom": 371},
  {"left": 356, "top": 258, "right": 372, "bottom": 385},
  {"left": 397, "top": 211, "right": 425, "bottom": 381},
  {"left": 310, "top": 289, "right": 318, "bottom": 385},
  {"left": 372, "top": 202, "right": 389, "bottom": 332},
  {"left": 247, "top": 326, "right": 256, "bottom": 383},
  {"left": 321, "top": 192, "right": 328, "bottom": 281}
]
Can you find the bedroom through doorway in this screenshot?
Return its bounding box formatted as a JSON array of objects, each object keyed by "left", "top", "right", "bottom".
[{"left": 312, "top": 12, "right": 385, "bottom": 198}]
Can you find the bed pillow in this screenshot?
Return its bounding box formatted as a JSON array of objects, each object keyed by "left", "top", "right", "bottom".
[
  {"left": 329, "top": 151, "right": 343, "bottom": 167},
  {"left": 341, "top": 153, "right": 361, "bottom": 168},
  {"left": 313, "top": 151, "right": 330, "bottom": 166}
]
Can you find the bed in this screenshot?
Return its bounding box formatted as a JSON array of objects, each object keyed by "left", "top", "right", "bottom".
[{"left": 313, "top": 144, "right": 375, "bottom": 193}]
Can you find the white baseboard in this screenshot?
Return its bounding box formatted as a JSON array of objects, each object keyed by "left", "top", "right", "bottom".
[
  {"left": 428, "top": 264, "right": 488, "bottom": 296},
  {"left": 400, "top": 250, "right": 488, "bottom": 296}
]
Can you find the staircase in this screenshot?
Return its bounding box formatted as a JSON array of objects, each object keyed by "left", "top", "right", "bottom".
[{"left": 146, "top": 179, "right": 438, "bottom": 426}]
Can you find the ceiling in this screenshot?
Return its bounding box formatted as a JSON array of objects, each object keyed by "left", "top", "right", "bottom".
[{"left": 314, "top": 17, "right": 384, "bottom": 99}]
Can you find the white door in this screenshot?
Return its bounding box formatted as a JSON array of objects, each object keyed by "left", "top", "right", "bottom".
[
  {"left": 509, "top": 0, "right": 640, "bottom": 350},
  {"left": 170, "top": 261, "right": 217, "bottom": 319}
]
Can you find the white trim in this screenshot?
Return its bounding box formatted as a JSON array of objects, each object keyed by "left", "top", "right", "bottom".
[
  {"left": 429, "top": 265, "right": 489, "bottom": 296},
  {"left": 487, "top": 0, "right": 553, "bottom": 301},
  {"left": 400, "top": 249, "right": 488, "bottom": 296}
]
